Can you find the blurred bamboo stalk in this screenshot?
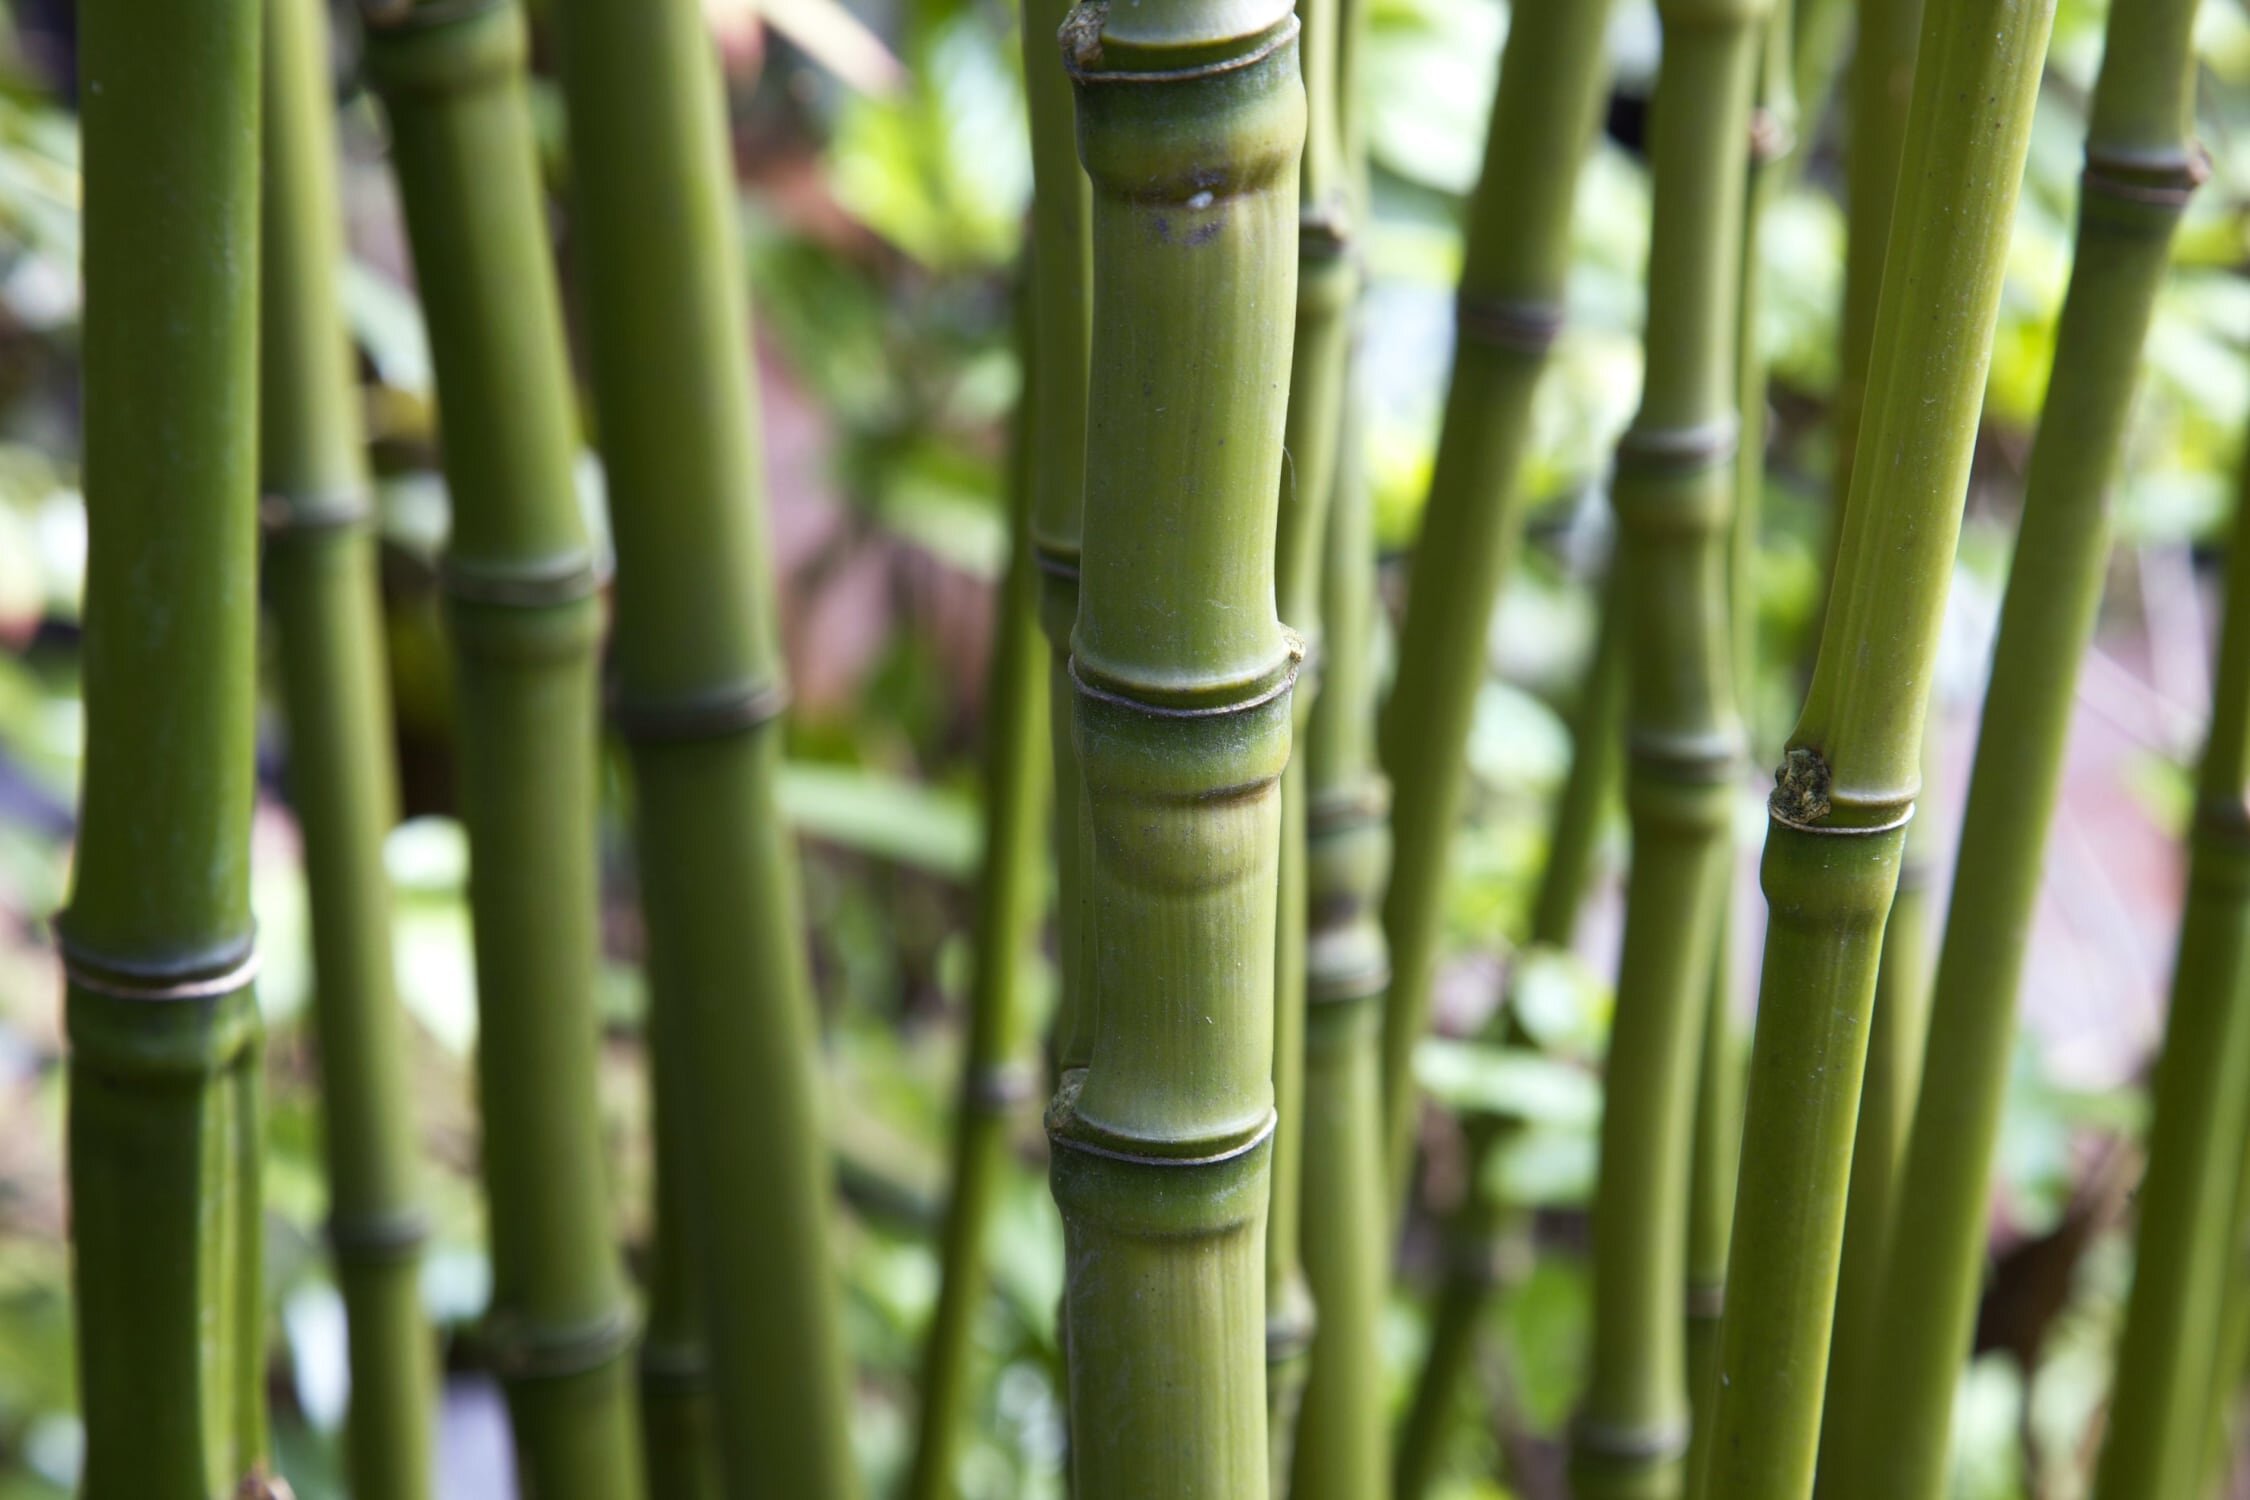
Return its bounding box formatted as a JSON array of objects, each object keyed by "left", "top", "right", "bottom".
[
  {"left": 260, "top": 0, "right": 438, "bottom": 1492},
  {"left": 363, "top": 4, "right": 645, "bottom": 1492},
  {"left": 1377, "top": 0, "right": 1623, "bottom": 1212},
  {"left": 65, "top": 0, "right": 269, "bottom": 1490}
]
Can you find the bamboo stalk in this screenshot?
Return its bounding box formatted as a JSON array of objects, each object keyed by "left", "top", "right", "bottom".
[
  {"left": 1048, "top": 6, "right": 1304, "bottom": 1492},
  {"left": 362, "top": 6, "right": 646, "bottom": 1494},
  {"left": 1574, "top": 0, "right": 1765, "bottom": 1491},
  {"left": 547, "top": 0, "right": 868, "bottom": 1491},
  {"left": 2090, "top": 415, "right": 2250, "bottom": 1500},
  {"left": 907, "top": 331, "right": 1051, "bottom": 1500},
  {"left": 1788, "top": 0, "right": 1852, "bottom": 152},
  {"left": 1833, "top": 5, "right": 2206, "bottom": 1492},
  {"left": 66, "top": 0, "right": 268, "bottom": 1491},
  {"left": 260, "top": 0, "right": 439, "bottom": 1492},
  {"left": 1796, "top": 2, "right": 1930, "bottom": 1480},
  {"left": 1266, "top": 0, "right": 1357, "bottom": 1474},
  {"left": 636, "top": 991, "right": 724, "bottom": 1500},
  {"left": 1392, "top": 581, "right": 1626, "bottom": 1500},
  {"left": 1025, "top": 0, "right": 1095, "bottom": 1085},
  {"left": 1377, "top": 0, "right": 1622, "bottom": 1206},
  {"left": 1686, "top": 0, "right": 2057, "bottom": 1488}
]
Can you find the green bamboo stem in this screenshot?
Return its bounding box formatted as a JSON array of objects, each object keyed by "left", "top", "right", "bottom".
[
  {"left": 636, "top": 991, "right": 723, "bottom": 1500},
  {"left": 1788, "top": 0, "right": 1853, "bottom": 153},
  {"left": 260, "top": 0, "right": 439, "bottom": 1492},
  {"left": 1024, "top": 0, "right": 1096, "bottom": 1083},
  {"left": 1797, "top": 0, "right": 1928, "bottom": 1479},
  {"left": 66, "top": 1, "right": 267, "bottom": 1491},
  {"left": 1048, "top": 6, "right": 1304, "bottom": 1493},
  {"left": 2203, "top": 1138, "right": 2250, "bottom": 1489},
  {"left": 1266, "top": 0, "right": 1356, "bottom": 1476},
  {"left": 1834, "top": 7, "right": 2207, "bottom": 1493},
  {"left": 547, "top": 0, "right": 869, "bottom": 1491},
  {"left": 1687, "top": 0, "right": 2056, "bottom": 1488},
  {"left": 1393, "top": 580, "right": 1626, "bottom": 1500},
  {"left": 907, "top": 339, "right": 1052, "bottom": 1500},
  {"left": 2090, "top": 411, "right": 2250, "bottom": 1500},
  {"left": 363, "top": 7, "right": 645, "bottom": 1494},
  {"left": 1377, "top": 0, "right": 1622, "bottom": 1207},
  {"left": 1574, "top": 0, "right": 1764, "bottom": 1492}
]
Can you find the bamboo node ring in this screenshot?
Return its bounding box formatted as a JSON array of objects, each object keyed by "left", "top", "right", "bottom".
[
  {"left": 260, "top": 487, "right": 375, "bottom": 539},
  {"left": 1069, "top": 646, "right": 1302, "bottom": 722},
  {"left": 610, "top": 677, "right": 790, "bottom": 743},
  {"left": 57, "top": 935, "right": 261, "bottom": 1004},
  {"left": 1061, "top": 13, "right": 1302, "bottom": 86},
  {"left": 484, "top": 1305, "right": 639, "bottom": 1382},
  {"left": 1033, "top": 547, "right": 1083, "bottom": 584},
  {"left": 1048, "top": 1107, "right": 1277, "bottom": 1169},
  {"left": 1456, "top": 294, "right": 1565, "bottom": 355},
  {"left": 1685, "top": 1278, "right": 1726, "bottom": 1319},
  {"left": 1616, "top": 416, "right": 1741, "bottom": 472},
  {"left": 440, "top": 552, "right": 604, "bottom": 609},
  {"left": 1572, "top": 1417, "right": 1692, "bottom": 1463},
  {"left": 328, "top": 1207, "right": 434, "bottom": 1264},
  {"left": 966, "top": 1060, "right": 1039, "bottom": 1112},
  {"left": 2081, "top": 142, "right": 2210, "bottom": 208}
]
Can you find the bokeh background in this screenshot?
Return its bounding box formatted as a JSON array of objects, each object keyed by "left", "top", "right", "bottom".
[{"left": 0, "top": 0, "right": 2248, "bottom": 1493}]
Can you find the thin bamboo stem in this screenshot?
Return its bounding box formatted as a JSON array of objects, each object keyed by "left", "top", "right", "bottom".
[
  {"left": 1788, "top": 0, "right": 1853, "bottom": 155},
  {"left": 260, "top": 0, "right": 438, "bottom": 1492},
  {"left": 2091, "top": 412, "right": 2250, "bottom": 1500},
  {"left": 1393, "top": 579, "right": 1626, "bottom": 1500},
  {"left": 1687, "top": 0, "right": 2057, "bottom": 1488},
  {"left": 1377, "top": 0, "right": 1623, "bottom": 1209},
  {"left": 66, "top": 0, "right": 267, "bottom": 1490},
  {"left": 1048, "top": 6, "right": 1304, "bottom": 1493},
  {"left": 907, "top": 329, "right": 1052, "bottom": 1500},
  {"left": 1833, "top": 5, "right": 2206, "bottom": 1492},
  {"left": 1266, "top": 0, "right": 1356, "bottom": 1475},
  {"left": 363, "top": 6, "right": 645, "bottom": 1493},
  {"left": 1574, "top": 0, "right": 1765, "bottom": 1492},
  {"left": 547, "top": 0, "right": 867, "bottom": 1490}
]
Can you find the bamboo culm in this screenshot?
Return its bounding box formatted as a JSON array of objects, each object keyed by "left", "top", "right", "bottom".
[
  {"left": 1799, "top": 0, "right": 1931, "bottom": 1480},
  {"left": 260, "top": 0, "right": 439, "bottom": 1491},
  {"left": 1025, "top": 0, "right": 1096, "bottom": 1086},
  {"left": 907, "top": 333, "right": 1052, "bottom": 1500},
  {"left": 1377, "top": 0, "right": 1622, "bottom": 1208},
  {"left": 1839, "top": 6, "right": 2207, "bottom": 1493},
  {"left": 1687, "top": 0, "right": 2058, "bottom": 1489},
  {"left": 1266, "top": 0, "right": 1357, "bottom": 1475},
  {"left": 549, "top": 0, "right": 870, "bottom": 1490},
  {"left": 67, "top": 0, "right": 269, "bottom": 1490},
  {"left": 1393, "top": 577, "right": 1625, "bottom": 1500},
  {"left": 1048, "top": 5, "right": 1303, "bottom": 1493},
  {"left": 1292, "top": 0, "right": 1389, "bottom": 1491},
  {"left": 364, "top": 6, "right": 646, "bottom": 1493},
  {"left": 1574, "top": 0, "right": 1764, "bottom": 1492},
  {"left": 2090, "top": 350, "right": 2250, "bottom": 1500}
]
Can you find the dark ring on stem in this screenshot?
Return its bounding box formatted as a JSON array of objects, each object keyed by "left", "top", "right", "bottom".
[
  {"left": 485, "top": 1305, "right": 639, "bottom": 1382},
  {"left": 638, "top": 1341, "right": 711, "bottom": 1390},
  {"left": 1766, "top": 799, "right": 1916, "bottom": 836},
  {"left": 328, "top": 1207, "right": 434, "bottom": 1264},
  {"left": 1307, "top": 962, "right": 1390, "bottom": 1005},
  {"left": 260, "top": 488, "right": 375, "bottom": 539},
  {"left": 1048, "top": 1107, "right": 1277, "bottom": 1169},
  {"left": 1685, "top": 1278, "right": 1726, "bottom": 1319},
  {"left": 1307, "top": 778, "right": 1392, "bottom": 834},
  {"left": 2082, "top": 142, "right": 2210, "bottom": 207},
  {"left": 1062, "top": 14, "right": 1301, "bottom": 86},
  {"left": 58, "top": 934, "right": 261, "bottom": 1004},
  {"left": 1069, "top": 648, "right": 1302, "bottom": 722},
  {"left": 1033, "top": 548, "right": 1082, "bottom": 584},
  {"left": 440, "top": 553, "right": 604, "bottom": 609},
  {"left": 1749, "top": 106, "right": 1797, "bottom": 165},
  {"left": 1456, "top": 294, "right": 1566, "bottom": 355},
  {"left": 360, "top": 0, "right": 520, "bottom": 96},
  {"left": 1300, "top": 200, "right": 1352, "bottom": 257},
  {"left": 1616, "top": 416, "right": 1742, "bottom": 473},
  {"left": 966, "top": 1060, "right": 1039, "bottom": 1112},
  {"left": 610, "top": 677, "right": 790, "bottom": 743},
  {"left": 1573, "top": 1417, "right": 1692, "bottom": 1462}
]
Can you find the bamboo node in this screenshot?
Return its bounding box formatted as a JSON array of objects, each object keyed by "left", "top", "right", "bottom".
[
  {"left": 1571, "top": 1416, "right": 1691, "bottom": 1463},
  {"left": 1069, "top": 643, "right": 1301, "bottom": 722},
  {"left": 1769, "top": 745, "right": 1832, "bottom": 825},
  {"left": 638, "top": 1339, "right": 711, "bottom": 1391},
  {"left": 1455, "top": 294, "right": 1565, "bottom": 355},
  {"left": 2082, "top": 141, "right": 2210, "bottom": 209},
  {"left": 1048, "top": 1105, "right": 1277, "bottom": 1169},
  {"left": 234, "top": 1468, "right": 296, "bottom": 1500},
  {"left": 1616, "top": 416, "right": 1741, "bottom": 473},
  {"left": 1059, "top": 4, "right": 1107, "bottom": 70},
  {"left": 484, "top": 1304, "right": 639, "bottom": 1382},
  {"left": 1062, "top": 11, "right": 1301, "bottom": 86},
  {"left": 1685, "top": 1277, "right": 1726, "bottom": 1319},
  {"left": 328, "top": 1206, "right": 434, "bottom": 1265},
  {"left": 56, "top": 932, "right": 261, "bottom": 1004},
  {"left": 360, "top": 0, "right": 524, "bottom": 99},
  {"left": 610, "top": 676, "right": 790, "bottom": 743},
  {"left": 260, "top": 487, "right": 374, "bottom": 539},
  {"left": 966, "top": 1060, "right": 1039, "bottom": 1113},
  {"left": 441, "top": 551, "right": 604, "bottom": 609},
  {"left": 1748, "top": 106, "right": 1797, "bottom": 166}
]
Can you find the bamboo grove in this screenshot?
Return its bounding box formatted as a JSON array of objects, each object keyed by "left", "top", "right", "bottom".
[{"left": 40, "top": 0, "right": 2250, "bottom": 1493}]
